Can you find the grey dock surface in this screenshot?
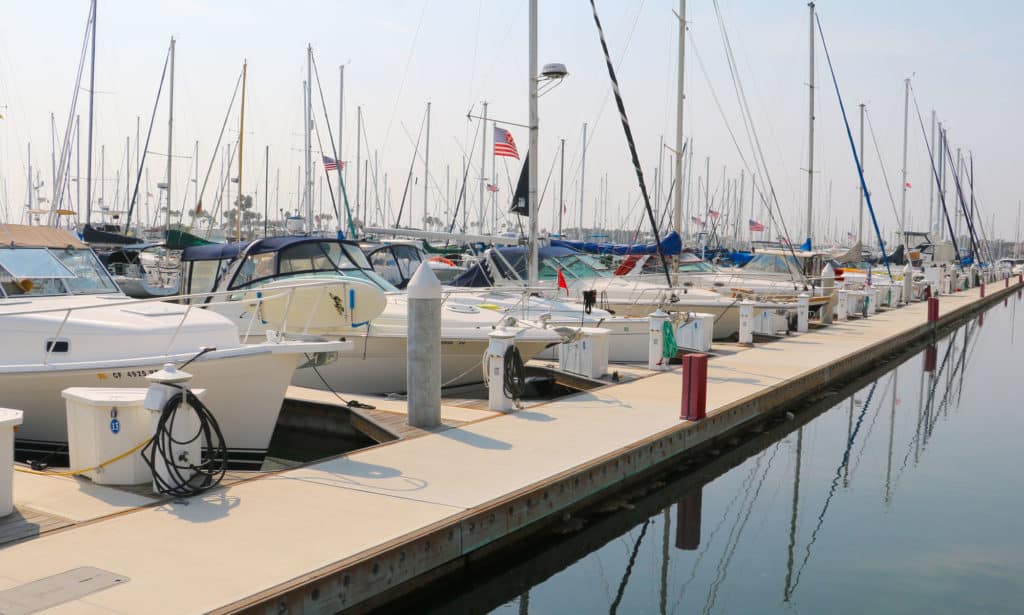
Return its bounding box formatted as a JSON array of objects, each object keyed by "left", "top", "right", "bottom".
[{"left": 0, "top": 280, "right": 1017, "bottom": 614}]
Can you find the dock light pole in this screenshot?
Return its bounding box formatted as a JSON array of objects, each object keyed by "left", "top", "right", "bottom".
[{"left": 526, "top": 0, "right": 568, "bottom": 289}]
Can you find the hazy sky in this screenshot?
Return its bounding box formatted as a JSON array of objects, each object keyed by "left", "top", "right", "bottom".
[{"left": 0, "top": 0, "right": 1020, "bottom": 243}]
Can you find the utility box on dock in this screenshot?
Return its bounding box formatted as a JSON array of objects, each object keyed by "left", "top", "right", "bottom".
[
  {"left": 676, "top": 313, "right": 714, "bottom": 352},
  {"left": 558, "top": 327, "right": 610, "bottom": 379},
  {"left": 0, "top": 408, "right": 23, "bottom": 517},
  {"left": 63, "top": 388, "right": 153, "bottom": 486}
]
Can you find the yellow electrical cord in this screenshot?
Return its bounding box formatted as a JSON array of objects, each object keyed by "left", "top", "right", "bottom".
[{"left": 15, "top": 438, "right": 152, "bottom": 477}]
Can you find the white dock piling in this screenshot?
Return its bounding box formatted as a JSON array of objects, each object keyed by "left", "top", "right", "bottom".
[
  {"left": 407, "top": 263, "right": 442, "bottom": 428},
  {"left": 903, "top": 264, "right": 913, "bottom": 303},
  {"left": 797, "top": 293, "right": 809, "bottom": 333},
  {"left": 821, "top": 264, "right": 835, "bottom": 325},
  {"left": 648, "top": 309, "right": 669, "bottom": 371},
  {"left": 837, "top": 289, "right": 849, "bottom": 321}
]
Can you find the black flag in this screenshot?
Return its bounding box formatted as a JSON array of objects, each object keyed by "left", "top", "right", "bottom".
[{"left": 509, "top": 151, "right": 530, "bottom": 217}]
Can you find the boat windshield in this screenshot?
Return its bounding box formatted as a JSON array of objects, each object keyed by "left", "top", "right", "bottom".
[
  {"left": 0, "top": 247, "right": 119, "bottom": 298},
  {"left": 640, "top": 255, "right": 715, "bottom": 274},
  {"left": 229, "top": 241, "right": 398, "bottom": 291},
  {"left": 539, "top": 253, "right": 611, "bottom": 280},
  {"left": 741, "top": 253, "right": 803, "bottom": 277}
]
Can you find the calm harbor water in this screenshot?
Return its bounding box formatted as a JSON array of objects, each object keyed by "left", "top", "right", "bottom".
[{"left": 407, "top": 292, "right": 1024, "bottom": 615}]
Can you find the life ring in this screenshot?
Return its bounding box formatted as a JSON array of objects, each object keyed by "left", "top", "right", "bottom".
[{"left": 428, "top": 256, "right": 456, "bottom": 267}]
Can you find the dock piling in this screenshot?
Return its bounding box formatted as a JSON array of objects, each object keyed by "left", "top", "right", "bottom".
[
  {"left": 927, "top": 296, "right": 939, "bottom": 323},
  {"left": 903, "top": 264, "right": 913, "bottom": 303},
  {"left": 680, "top": 353, "right": 707, "bottom": 421},
  {"left": 821, "top": 264, "right": 835, "bottom": 324},
  {"left": 837, "top": 289, "right": 849, "bottom": 320},
  {"left": 407, "top": 263, "right": 442, "bottom": 428}
]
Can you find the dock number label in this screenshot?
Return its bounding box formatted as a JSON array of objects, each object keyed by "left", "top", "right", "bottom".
[{"left": 110, "top": 418, "right": 121, "bottom": 434}]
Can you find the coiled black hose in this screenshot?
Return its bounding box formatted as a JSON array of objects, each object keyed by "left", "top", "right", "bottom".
[
  {"left": 141, "top": 386, "right": 228, "bottom": 497},
  {"left": 502, "top": 345, "right": 526, "bottom": 401}
]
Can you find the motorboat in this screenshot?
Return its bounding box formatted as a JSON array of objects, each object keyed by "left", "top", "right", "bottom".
[
  {"left": 178, "top": 235, "right": 564, "bottom": 395},
  {"left": 448, "top": 245, "right": 797, "bottom": 339},
  {"left": 0, "top": 224, "right": 350, "bottom": 469}
]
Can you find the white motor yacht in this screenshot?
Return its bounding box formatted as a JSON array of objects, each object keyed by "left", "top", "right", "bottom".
[
  {"left": 178, "top": 236, "right": 564, "bottom": 395},
  {"left": 0, "top": 224, "right": 350, "bottom": 468}
]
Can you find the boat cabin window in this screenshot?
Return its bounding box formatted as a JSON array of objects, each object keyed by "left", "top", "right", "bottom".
[
  {"left": 228, "top": 241, "right": 399, "bottom": 292},
  {"left": 540, "top": 253, "right": 611, "bottom": 280},
  {"left": 741, "top": 253, "right": 802, "bottom": 277},
  {"left": 186, "top": 259, "right": 226, "bottom": 298},
  {"left": 391, "top": 245, "right": 424, "bottom": 280},
  {"left": 0, "top": 248, "right": 118, "bottom": 297}
]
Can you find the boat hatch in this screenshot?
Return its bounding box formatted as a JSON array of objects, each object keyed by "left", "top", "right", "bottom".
[{"left": 120, "top": 303, "right": 187, "bottom": 317}]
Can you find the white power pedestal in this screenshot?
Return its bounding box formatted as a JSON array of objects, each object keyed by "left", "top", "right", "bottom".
[
  {"left": 144, "top": 364, "right": 206, "bottom": 494},
  {"left": 676, "top": 313, "right": 714, "bottom": 352},
  {"left": 558, "top": 327, "right": 610, "bottom": 379},
  {"left": 0, "top": 408, "right": 23, "bottom": 517},
  {"left": 487, "top": 328, "right": 519, "bottom": 412}
]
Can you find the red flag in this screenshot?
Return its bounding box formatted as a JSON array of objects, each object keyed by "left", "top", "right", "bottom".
[
  {"left": 905, "top": 181, "right": 912, "bottom": 188},
  {"left": 557, "top": 268, "right": 569, "bottom": 295}
]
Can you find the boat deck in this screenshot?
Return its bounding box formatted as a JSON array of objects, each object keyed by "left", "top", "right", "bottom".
[{"left": 0, "top": 278, "right": 1016, "bottom": 614}]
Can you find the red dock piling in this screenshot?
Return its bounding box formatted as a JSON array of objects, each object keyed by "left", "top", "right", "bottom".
[
  {"left": 980, "top": 282, "right": 985, "bottom": 298},
  {"left": 681, "top": 353, "right": 708, "bottom": 421},
  {"left": 927, "top": 297, "right": 939, "bottom": 323},
  {"left": 924, "top": 344, "right": 937, "bottom": 372}
]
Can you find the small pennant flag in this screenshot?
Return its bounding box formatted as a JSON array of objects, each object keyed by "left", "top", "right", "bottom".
[
  {"left": 322, "top": 155, "right": 343, "bottom": 171},
  {"left": 905, "top": 181, "right": 912, "bottom": 188},
  {"left": 486, "top": 183, "right": 499, "bottom": 193},
  {"left": 195, "top": 200, "right": 203, "bottom": 215},
  {"left": 557, "top": 268, "right": 569, "bottom": 296},
  {"left": 494, "top": 127, "right": 520, "bottom": 159},
  {"left": 847, "top": 231, "right": 856, "bottom": 240},
  {"left": 691, "top": 216, "right": 704, "bottom": 226},
  {"left": 749, "top": 218, "right": 765, "bottom": 232},
  {"left": 708, "top": 210, "right": 721, "bottom": 220}
]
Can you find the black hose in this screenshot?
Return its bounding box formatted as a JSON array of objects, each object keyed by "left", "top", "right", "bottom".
[
  {"left": 502, "top": 345, "right": 525, "bottom": 401},
  {"left": 141, "top": 386, "right": 228, "bottom": 497}
]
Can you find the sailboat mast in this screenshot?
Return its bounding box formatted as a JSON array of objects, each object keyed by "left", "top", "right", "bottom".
[
  {"left": 479, "top": 101, "right": 488, "bottom": 233},
  {"left": 355, "top": 106, "right": 362, "bottom": 227},
  {"left": 338, "top": 64, "right": 346, "bottom": 232},
  {"left": 85, "top": 0, "right": 96, "bottom": 225},
  {"left": 424, "top": 101, "right": 431, "bottom": 231},
  {"left": 305, "top": 46, "right": 313, "bottom": 232},
  {"left": 673, "top": 0, "right": 686, "bottom": 281},
  {"left": 899, "top": 77, "right": 910, "bottom": 240},
  {"left": 237, "top": 60, "right": 247, "bottom": 241},
  {"left": 558, "top": 137, "right": 565, "bottom": 235},
  {"left": 165, "top": 36, "right": 175, "bottom": 234},
  {"left": 579, "top": 122, "right": 587, "bottom": 235},
  {"left": 805, "top": 1, "right": 816, "bottom": 244},
  {"left": 857, "top": 103, "right": 865, "bottom": 243}
]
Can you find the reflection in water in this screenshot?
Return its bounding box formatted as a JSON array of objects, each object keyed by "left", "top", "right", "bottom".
[{"left": 393, "top": 295, "right": 1024, "bottom": 615}]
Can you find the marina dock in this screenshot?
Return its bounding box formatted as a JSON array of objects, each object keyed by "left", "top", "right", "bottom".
[{"left": 0, "top": 277, "right": 1019, "bottom": 614}]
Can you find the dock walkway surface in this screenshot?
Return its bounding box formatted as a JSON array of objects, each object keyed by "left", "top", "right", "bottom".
[{"left": 0, "top": 281, "right": 1016, "bottom": 614}]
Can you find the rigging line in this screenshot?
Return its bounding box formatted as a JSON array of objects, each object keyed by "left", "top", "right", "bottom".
[
  {"left": 379, "top": 0, "right": 429, "bottom": 165},
  {"left": 703, "top": 442, "right": 782, "bottom": 615},
  {"left": 908, "top": 86, "right": 962, "bottom": 263},
  {"left": 849, "top": 372, "right": 896, "bottom": 478},
  {"left": 961, "top": 157, "right": 996, "bottom": 264},
  {"left": 561, "top": 0, "right": 648, "bottom": 194},
  {"left": 863, "top": 109, "right": 904, "bottom": 230},
  {"left": 52, "top": 1, "right": 94, "bottom": 212},
  {"left": 123, "top": 46, "right": 172, "bottom": 233},
  {"left": 608, "top": 519, "right": 651, "bottom": 615},
  {"left": 814, "top": 12, "right": 892, "bottom": 279},
  {"left": 311, "top": 53, "right": 354, "bottom": 236},
  {"left": 789, "top": 378, "right": 878, "bottom": 595},
  {"left": 940, "top": 137, "right": 983, "bottom": 263},
  {"left": 188, "top": 69, "right": 242, "bottom": 232},
  {"left": 587, "top": 0, "right": 673, "bottom": 289},
  {"left": 670, "top": 451, "right": 768, "bottom": 615},
  {"left": 393, "top": 106, "right": 427, "bottom": 228},
  {"left": 311, "top": 113, "right": 342, "bottom": 226},
  {"left": 447, "top": 120, "right": 482, "bottom": 237},
  {"left": 709, "top": 0, "right": 803, "bottom": 280}
]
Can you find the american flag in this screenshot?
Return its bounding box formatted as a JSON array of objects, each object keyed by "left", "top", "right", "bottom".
[
  {"left": 847, "top": 231, "right": 856, "bottom": 240},
  {"left": 691, "top": 216, "right": 704, "bottom": 226},
  {"left": 708, "top": 210, "right": 721, "bottom": 220},
  {"left": 494, "top": 127, "right": 520, "bottom": 159},
  {"left": 322, "top": 155, "right": 343, "bottom": 171},
  {"left": 486, "top": 183, "right": 499, "bottom": 193},
  {"left": 749, "top": 218, "right": 765, "bottom": 232}
]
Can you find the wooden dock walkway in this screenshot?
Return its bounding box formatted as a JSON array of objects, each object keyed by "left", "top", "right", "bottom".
[{"left": 0, "top": 279, "right": 1017, "bottom": 614}]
